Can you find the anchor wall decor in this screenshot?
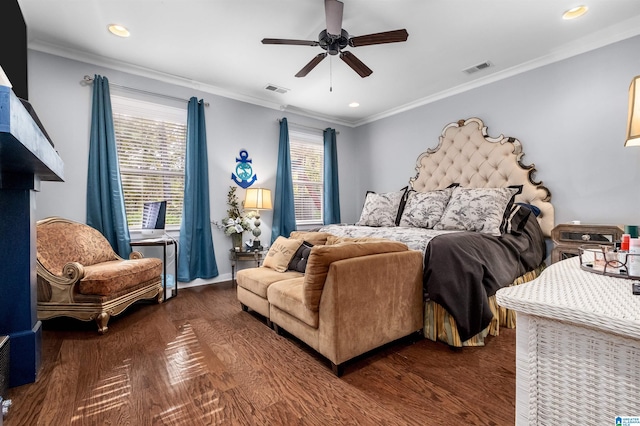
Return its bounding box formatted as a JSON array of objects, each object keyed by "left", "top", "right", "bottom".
[{"left": 231, "top": 150, "right": 257, "bottom": 188}]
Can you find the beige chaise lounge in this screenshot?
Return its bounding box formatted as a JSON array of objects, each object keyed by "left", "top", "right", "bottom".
[{"left": 237, "top": 233, "right": 424, "bottom": 375}]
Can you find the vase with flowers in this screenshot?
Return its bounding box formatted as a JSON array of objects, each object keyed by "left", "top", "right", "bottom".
[{"left": 212, "top": 186, "right": 250, "bottom": 251}]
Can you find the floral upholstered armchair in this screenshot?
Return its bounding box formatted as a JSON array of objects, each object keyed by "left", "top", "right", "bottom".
[{"left": 36, "top": 217, "right": 164, "bottom": 334}]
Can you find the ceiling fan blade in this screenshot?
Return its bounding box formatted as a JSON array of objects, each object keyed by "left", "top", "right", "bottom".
[
  {"left": 325, "top": 0, "right": 344, "bottom": 37},
  {"left": 349, "top": 29, "right": 409, "bottom": 47},
  {"left": 295, "top": 53, "right": 328, "bottom": 77},
  {"left": 262, "top": 38, "right": 319, "bottom": 46},
  {"left": 340, "top": 51, "right": 372, "bottom": 78}
]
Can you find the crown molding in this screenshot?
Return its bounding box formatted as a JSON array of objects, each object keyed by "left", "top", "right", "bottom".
[
  {"left": 29, "top": 13, "right": 640, "bottom": 129},
  {"left": 353, "top": 15, "right": 640, "bottom": 127}
]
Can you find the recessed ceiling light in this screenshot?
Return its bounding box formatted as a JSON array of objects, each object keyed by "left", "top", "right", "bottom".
[
  {"left": 349, "top": 102, "right": 360, "bottom": 108},
  {"left": 108, "top": 24, "right": 130, "bottom": 37},
  {"left": 562, "top": 6, "right": 588, "bottom": 20}
]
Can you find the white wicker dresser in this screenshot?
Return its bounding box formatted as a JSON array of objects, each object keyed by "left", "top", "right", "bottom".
[{"left": 496, "top": 257, "right": 640, "bottom": 425}]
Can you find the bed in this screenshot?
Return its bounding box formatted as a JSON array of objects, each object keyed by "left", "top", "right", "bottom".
[{"left": 319, "top": 117, "right": 554, "bottom": 347}]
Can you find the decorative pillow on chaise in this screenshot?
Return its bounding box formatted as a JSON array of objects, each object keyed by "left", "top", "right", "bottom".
[
  {"left": 434, "top": 186, "right": 521, "bottom": 236},
  {"left": 356, "top": 189, "right": 405, "bottom": 227},
  {"left": 398, "top": 188, "right": 453, "bottom": 229},
  {"left": 263, "top": 236, "right": 303, "bottom": 272},
  {"left": 287, "top": 241, "right": 313, "bottom": 273}
]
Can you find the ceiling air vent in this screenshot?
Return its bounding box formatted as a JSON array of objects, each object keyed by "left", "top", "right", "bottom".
[
  {"left": 463, "top": 61, "right": 493, "bottom": 74},
  {"left": 264, "top": 84, "right": 289, "bottom": 94}
]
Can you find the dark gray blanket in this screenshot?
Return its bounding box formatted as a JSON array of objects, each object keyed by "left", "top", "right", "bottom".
[{"left": 423, "top": 206, "right": 546, "bottom": 341}]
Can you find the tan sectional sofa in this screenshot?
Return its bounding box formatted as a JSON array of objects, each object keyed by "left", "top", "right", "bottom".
[{"left": 236, "top": 232, "right": 424, "bottom": 376}]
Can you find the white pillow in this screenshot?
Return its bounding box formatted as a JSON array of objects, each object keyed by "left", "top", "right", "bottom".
[
  {"left": 356, "top": 190, "right": 404, "bottom": 227},
  {"left": 434, "top": 187, "right": 520, "bottom": 236},
  {"left": 399, "top": 189, "right": 453, "bottom": 229}
]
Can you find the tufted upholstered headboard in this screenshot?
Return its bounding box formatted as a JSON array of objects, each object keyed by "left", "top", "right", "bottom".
[{"left": 409, "top": 118, "right": 554, "bottom": 237}]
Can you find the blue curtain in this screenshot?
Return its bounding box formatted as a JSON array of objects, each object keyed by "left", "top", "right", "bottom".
[
  {"left": 323, "top": 128, "right": 341, "bottom": 224},
  {"left": 178, "top": 97, "right": 218, "bottom": 281},
  {"left": 86, "top": 74, "right": 131, "bottom": 258},
  {"left": 271, "top": 118, "right": 296, "bottom": 243}
]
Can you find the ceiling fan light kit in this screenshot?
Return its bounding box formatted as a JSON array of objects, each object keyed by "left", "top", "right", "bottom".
[{"left": 262, "top": 0, "right": 408, "bottom": 78}]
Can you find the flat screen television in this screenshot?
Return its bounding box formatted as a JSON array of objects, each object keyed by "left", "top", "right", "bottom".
[{"left": 141, "top": 201, "right": 167, "bottom": 238}]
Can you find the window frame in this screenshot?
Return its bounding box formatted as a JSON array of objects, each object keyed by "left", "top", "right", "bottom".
[
  {"left": 110, "top": 95, "right": 187, "bottom": 231},
  {"left": 289, "top": 129, "right": 324, "bottom": 226}
]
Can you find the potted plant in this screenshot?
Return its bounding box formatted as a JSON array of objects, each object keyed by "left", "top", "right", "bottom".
[{"left": 213, "top": 186, "right": 250, "bottom": 250}]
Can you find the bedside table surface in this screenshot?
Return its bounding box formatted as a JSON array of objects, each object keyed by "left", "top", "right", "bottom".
[{"left": 551, "top": 223, "right": 624, "bottom": 264}]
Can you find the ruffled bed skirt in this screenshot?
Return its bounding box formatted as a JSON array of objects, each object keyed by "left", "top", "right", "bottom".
[{"left": 424, "top": 264, "right": 546, "bottom": 347}]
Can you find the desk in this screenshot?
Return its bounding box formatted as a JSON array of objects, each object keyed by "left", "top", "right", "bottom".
[
  {"left": 130, "top": 238, "right": 178, "bottom": 301},
  {"left": 496, "top": 257, "right": 640, "bottom": 425},
  {"left": 229, "top": 249, "right": 266, "bottom": 285}
]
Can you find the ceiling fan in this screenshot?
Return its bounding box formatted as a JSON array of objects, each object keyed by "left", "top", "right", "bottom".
[{"left": 261, "top": 0, "right": 409, "bottom": 78}]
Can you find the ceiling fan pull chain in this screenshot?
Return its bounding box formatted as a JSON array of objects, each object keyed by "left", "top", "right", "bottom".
[{"left": 330, "top": 55, "right": 333, "bottom": 92}]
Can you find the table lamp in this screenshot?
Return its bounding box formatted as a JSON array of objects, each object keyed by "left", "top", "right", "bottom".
[
  {"left": 625, "top": 75, "right": 640, "bottom": 147},
  {"left": 243, "top": 188, "right": 273, "bottom": 250}
]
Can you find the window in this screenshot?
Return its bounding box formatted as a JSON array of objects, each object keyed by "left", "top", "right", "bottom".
[
  {"left": 111, "top": 95, "right": 187, "bottom": 229},
  {"left": 289, "top": 130, "right": 324, "bottom": 225}
]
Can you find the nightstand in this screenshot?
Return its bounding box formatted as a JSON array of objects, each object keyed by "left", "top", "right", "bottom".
[
  {"left": 551, "top": 223, "right": 624, "bottom": 264},
  {"left": 229, "top": 249, "right": 266, "bottom": 285}
]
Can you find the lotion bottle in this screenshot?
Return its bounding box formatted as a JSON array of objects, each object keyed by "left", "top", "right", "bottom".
[{"left": 628, "top": 238, "right": 640, "bottom": 277}]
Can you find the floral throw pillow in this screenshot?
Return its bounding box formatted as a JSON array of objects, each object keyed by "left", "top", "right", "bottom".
[
  {"left": 434, "top": 186, "right": 520, "bottom": 236},
  {"left": 356, "top": 190, "right": 404, "bottom": 227},
  {"left": 398, "top": 188, "right": 453, "bottom": 229}
]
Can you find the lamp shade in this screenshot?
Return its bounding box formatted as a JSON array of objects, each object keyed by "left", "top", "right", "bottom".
[
  {"left": 244, "top": 188, "right": 273, "bottom": 210},
  {"left": 626, "top": 75, "right": 640, "bottom": 147}
]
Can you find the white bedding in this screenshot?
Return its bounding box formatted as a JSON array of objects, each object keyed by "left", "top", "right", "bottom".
[{"left": 318, "top": 224, "right": 460, "bottom": 255}]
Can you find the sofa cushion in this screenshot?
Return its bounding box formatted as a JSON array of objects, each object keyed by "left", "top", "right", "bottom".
[
  {"left": 290, "top": 231, "right": 333, "bottom": 246},
  {"left": 288, "top": 241, "right": 313, "bottom": 273},
  {"left": 268, "top": 277, "right": 318, "bottom": 328},
  {"left": 303, "top": 241, "right": 409, "bottom": 312},
  {"left": 78, "top": 258, "right": 162, "bottom": 296},
  {"left": 325, "top": 235, "right": 389, "bottom": 245},
  {"left": 263, "top": 236, "right": 303, "bottom": 272},
  {"left": 236, "top": 267, "right": 304, "bottom": 298}
]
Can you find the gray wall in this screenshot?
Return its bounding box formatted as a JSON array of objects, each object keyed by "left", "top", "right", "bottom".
[
  {"left": 26, "top": 33, "right": 640, "bottom": 284},
  {"left": 27, "top": 50, "right": 360, "bottom": 284},
  {"left": 355, "top": 35, "right": 640, "bottom": 228}
]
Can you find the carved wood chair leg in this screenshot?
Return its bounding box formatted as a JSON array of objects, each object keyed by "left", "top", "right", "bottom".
[{"left": 96, "top": 312, "right": 111, "bottom": 334}]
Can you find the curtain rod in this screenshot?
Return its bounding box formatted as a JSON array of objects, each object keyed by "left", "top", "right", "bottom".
[
  {"left": 277, "top": 118, "right": 339, "bottom": 135},
  {"left": 82, "top": 75, "right": 209, "bottom": 107}
]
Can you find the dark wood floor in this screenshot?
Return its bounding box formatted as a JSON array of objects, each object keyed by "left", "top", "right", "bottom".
[{"left": 5, "top": 282, "right": 516, "bottom": 425}]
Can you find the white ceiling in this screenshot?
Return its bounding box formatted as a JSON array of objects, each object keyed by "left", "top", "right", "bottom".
[{"left": 17, "top": 0, "right": 640, "bottom": 127}]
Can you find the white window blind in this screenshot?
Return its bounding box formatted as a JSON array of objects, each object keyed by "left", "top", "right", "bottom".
[
  {"left": 289, "top": 130, "right": 323, "bottom": 225},
  {"left": 111, "top": 95, "right": 187, "bottom": 229}
]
